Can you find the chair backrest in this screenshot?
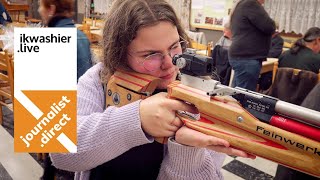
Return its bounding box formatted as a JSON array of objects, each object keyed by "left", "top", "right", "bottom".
[
  {"left": 273, "top": 61, "right": 320, "bottom": 83},
  {"left": 0, "top": 51, "right": 14, "bottom": 100},
  {"left": 268, "top": 67, "right": 320, "bottom": 105}
]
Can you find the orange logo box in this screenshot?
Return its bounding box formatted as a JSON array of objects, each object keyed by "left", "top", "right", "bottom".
[{"left": 14, "top": 90, "right": 77, "bottom": 152}]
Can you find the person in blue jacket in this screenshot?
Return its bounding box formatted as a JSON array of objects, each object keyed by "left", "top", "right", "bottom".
[
  {"left": 0, "top": 2, "right": 12, "bottom": 25},
  {"left": 38, "top": 0, "right": 92, "bottom": 80}
]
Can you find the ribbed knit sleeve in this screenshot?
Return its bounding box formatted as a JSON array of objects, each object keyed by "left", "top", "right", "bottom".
[
  {"left": 50, "top": 63, "right": 153, "bottom": 172},
  {"left": 158, "top": 138, "right": 226, "bottom": 180}
]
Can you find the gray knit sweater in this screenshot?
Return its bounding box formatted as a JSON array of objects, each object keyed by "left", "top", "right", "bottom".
[{"left": 50, "top": 63, "right": 226, "bottom": 180}]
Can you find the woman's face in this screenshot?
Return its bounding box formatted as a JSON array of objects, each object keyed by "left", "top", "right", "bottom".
[
  {"left": 127, "top": 21, "right": 182, "bottom": 89},
  {"left": 38, "top": 0, "right": 54, "bottom": 24}
]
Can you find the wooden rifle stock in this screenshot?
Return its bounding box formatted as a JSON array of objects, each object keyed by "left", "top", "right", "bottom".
[
  {"left": 106, "top": 70, "right": 167, "bottom": 143},
  {"left": 105, "top": 70, "right": 160, "bottom": 107},
  {"left": 107, "top": 71, "right": 320, "bottom": 177}
]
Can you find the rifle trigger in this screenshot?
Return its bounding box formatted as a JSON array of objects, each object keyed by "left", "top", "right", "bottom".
[{"left": 177, "top": 111, "right": 200, "bottom": 121}]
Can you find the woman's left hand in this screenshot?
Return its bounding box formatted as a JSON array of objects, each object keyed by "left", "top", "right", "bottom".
[{"left": 175, "top": 126, "right": 256, "bottom": 159}]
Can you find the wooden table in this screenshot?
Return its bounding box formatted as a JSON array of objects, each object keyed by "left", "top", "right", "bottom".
[{"left": 261, "top": 58, "right": 278, "bottom": 74}]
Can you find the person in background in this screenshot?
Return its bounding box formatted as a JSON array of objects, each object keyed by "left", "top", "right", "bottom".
[
  {"left": 0, "top": 2, "right": 12, "bottom": 25},
  {"left": 38, "top": 0, "right": 92, "bottom": 80},
  {"left": 49, "top": 0, "right": 255, "bottom": 179},
  {"left": 259, "top": 22, "right": 284, "bottom": 91},
  {"left": 278, "top": 27, "right": 320, "bottom": 73},
  {"left": 268, "top": 22, "right": 284, "bottom": 58},
  {"left": 229, "top": 0, "right": 275, "bottom": 91},
  {"left": 216, "top": 22, "right": 232, "bottom": 49},
  {"left": 212, "top": 22, "right": 233, "bottom": 85}
]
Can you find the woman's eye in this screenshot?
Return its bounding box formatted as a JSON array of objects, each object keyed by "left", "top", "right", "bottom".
[
  {"left": 143, "top": 52, "right": 157, "bottom": 57},
  {"left": 171, "top": 43, "right": 179, "bottom": 49}
]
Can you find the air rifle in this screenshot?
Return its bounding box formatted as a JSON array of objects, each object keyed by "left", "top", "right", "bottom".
[{"left": 106, "top": 52, "right": 320, "bottom": 177}]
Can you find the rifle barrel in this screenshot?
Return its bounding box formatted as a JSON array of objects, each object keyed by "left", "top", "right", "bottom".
[{"left": 275, "top": 101, "right": 320, "bottom": 128}]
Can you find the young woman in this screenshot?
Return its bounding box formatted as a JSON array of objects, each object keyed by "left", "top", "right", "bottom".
[
  {"left": 50, "top": 0, "right": 254, "bottom": 179},
  {"left": 38, "top": 0, "right": 92, "bottom": 80}
]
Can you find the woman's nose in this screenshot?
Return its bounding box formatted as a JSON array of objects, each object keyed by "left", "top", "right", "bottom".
[{"left": 160, "top": 53, "right": 174, "bottom": 70}]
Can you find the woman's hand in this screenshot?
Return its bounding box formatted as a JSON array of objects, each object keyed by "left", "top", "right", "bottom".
[
  {"left": 175, "top": 126, "right": 256, "bottom": 159},
  {"left": 139, "top": 92, "right": 198, "bottom": 138}
]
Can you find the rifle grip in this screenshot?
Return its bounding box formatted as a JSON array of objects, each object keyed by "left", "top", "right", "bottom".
[{"left": 106, "top": 71, "right": 170, "bottom": 144}]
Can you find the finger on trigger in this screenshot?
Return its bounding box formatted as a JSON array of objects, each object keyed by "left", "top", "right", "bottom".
[{"left": 171, "top": 116, "right": 183, "bottom": 127}]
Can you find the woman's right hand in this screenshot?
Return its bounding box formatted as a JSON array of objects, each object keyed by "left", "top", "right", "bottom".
[{"left": 139, "top": 92, "right": 198, "bottom": 138}]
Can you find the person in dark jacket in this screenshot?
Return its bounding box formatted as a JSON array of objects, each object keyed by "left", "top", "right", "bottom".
[
  {"left": 229, "top": 0, "right": 275, "bottom": 91},
  {"left": 259, "top": 27, "right": 284, "bottom": 91},
  {"left": 279, "top": 27, "right": 320, "bottom": 74},
  {"left": 0, "top": 2, "right": 12, "bottom": 25},
  {"left": 268, "top": 32, "right": 284, "bottom": 58},
  {"left": 38, "top": 0, "right": 92, "bottom": 80}
]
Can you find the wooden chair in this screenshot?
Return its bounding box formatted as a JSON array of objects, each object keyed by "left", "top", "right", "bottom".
[
  {"left": 81, "top": 23, "right": 92, "bottom": 42},
  {"left": 272, "top": 61, "right": 320, "bottom": 83},
  {"left": 268, "top": 66, "right": 320, "bottom": 105},
  {"left": 0, "top": 51, "right": 14, "bottom": 125},
  {"left": 272, "top": 61, "right": 279, "bottom": 83}
]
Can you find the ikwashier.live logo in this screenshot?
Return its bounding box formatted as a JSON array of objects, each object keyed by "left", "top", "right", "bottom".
[{"left": 14, "top": 28, "right": 77, "bottom": 152}]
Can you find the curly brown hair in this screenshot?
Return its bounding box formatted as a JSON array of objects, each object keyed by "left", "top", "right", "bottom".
[
  {"left": 101, "top": 0, "right": 188, "bottom": 83},
  {"left": 41, "top": 0, "right": 74, "bottom": 18}
]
